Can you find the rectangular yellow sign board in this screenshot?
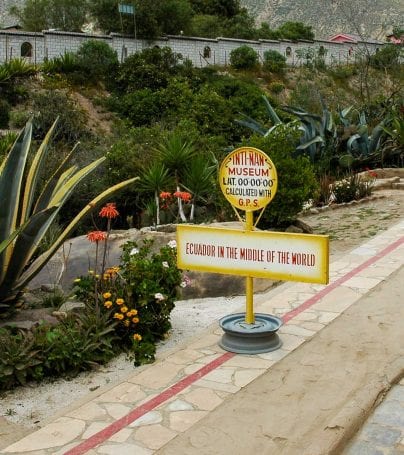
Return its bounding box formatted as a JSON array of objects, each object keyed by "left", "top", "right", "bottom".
[{"left": 177, "top": 225, "right": 329, "bottom": 284}]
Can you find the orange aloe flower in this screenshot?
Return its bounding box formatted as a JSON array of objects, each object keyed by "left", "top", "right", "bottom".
[
  {"left": 87, "top": 231, "right": 107, "bottom": 242},
  {"left": 99, "top": 203, "right": 119, "bottom": 219},
  {"left": 159, "top": 192, "right": 172, "bottom": 200}
]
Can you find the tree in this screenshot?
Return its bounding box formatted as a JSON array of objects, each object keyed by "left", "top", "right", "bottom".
[
  {"left": 230, "top": 45, "right": 259, "bottom": 70},
  {"left": 10, "top": 0, "right": 88, "bottom": 32},
  {"left": 190, "top": 14, "right": 222, "bottom": 38},
  {"left": 157, "top": 0, "right": 194, "bottom": 35},
  {"left": 277, "top": 21, "right": 315, "bottom": 41},
  {"left": 190, "top": 0, "right": 242, "bottom": 18}
]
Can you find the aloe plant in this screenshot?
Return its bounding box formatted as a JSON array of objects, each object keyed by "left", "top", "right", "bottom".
[{"left": 0, "top": 120, "right": 138, "bottom": 314}]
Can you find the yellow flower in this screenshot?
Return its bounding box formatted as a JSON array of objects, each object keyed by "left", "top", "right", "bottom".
[
  {"left": 88, "top": 270, "right": 94, "bottom": 275},
  {"left": 120, "top": 306, "right": 128, "bottom": 313},
  {"left": 104, "top": 301, "right": 113, "bottom": 308},
  {"left": 103, "top": 292, "right": 112, "bottom": 299},
  {"left": 132, "top": 317, "right": 139, "bottom": 324},
  {"left": 133, "top": 333, "right": 142, "bottom": 341},
  {"left": 103, "top": 274, "right": 110, "bottom": 280},
  {"left": 116, "top": 298, "right": 124, "bottom": 305},
  {"left": 73, "top": 278, "right": 81, "bottom": 283},
  {"left": 95, "top": 274, "right": 100, "bottom": 279},
  {"left": 123, "top": 320, "right": 130, "bottom": 327},
  {"left": 127, "top": 309, "right": 138, "bottom": 317},
  {"left": 113, "top": 313, "right": 124, "bottom": 320}
]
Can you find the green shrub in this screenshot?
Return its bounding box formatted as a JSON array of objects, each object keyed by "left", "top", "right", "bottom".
[
  {"left": 369, "top": 44, "right": 402, "bottom": 70},
  {"left": 116, "top": 47, "right": 184, "bottom": 93},
  {"left": 9, "top": 110, "right": 30, "bottom": 129},
  {"left": 74, "top": 238, "right": 185, "bottom": 366},
  {"left": 263, "top": 50, "right": 286, "bottom": 74},
  {"left": 246, "top": 124, "right": 319, "bottom": 227},
  {"left": 41, "top": 52, "right": 80, "bottom": 74},
  {"left": 119, "top": 89, "right": 162, "bottom": 126},
  {"left": 76, "top": 40, "right": 119, "bottom": 85},
  {"left": 269, "top": 81, "right": 285, "bottom": 94},
  {"left": 31, "top": 91, "right": 88, "bottom": 143},
  {"left": 0, "top": 99, "right": 11, "bottom": 128},
  {"left": 230, "top": 45, "right": 259, "bottom": 70},
  {"left": 0, "top": 132, "right": 17, "bottom": 163}
]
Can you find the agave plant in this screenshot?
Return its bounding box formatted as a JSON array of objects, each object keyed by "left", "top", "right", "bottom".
[{"left": 0, "top": 120, "right": 138, "bottom": 314}]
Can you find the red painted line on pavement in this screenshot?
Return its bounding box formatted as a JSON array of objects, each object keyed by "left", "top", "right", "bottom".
[
  {"left": 65, "top": 235, "right": 403, "bottom": 454},
  {"left": 282, "top": 236, "right": 404, "bottom": 323},
  {"left": 64, "top": 351, "right": 234, "bottom": 455}
]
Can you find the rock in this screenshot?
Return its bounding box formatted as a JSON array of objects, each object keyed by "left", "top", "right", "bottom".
[
  {"left": 285, "top": 225, "right": 304, "bottom": 233},
  {"left": 156, "top": 224, "right": 177, "bottom": 233},
  {"left": 293, "top": 219, "right": 313, "bottom": 234},
  {"left": 0, "top": 320, "right": 37, "bottom": 330},
  {"left": 52, "top": 311, "right": 68, "bottom": 320},
  {"left": 59, "top": 300, "right": 85, "bottom": 313},
  {"left": 40, "top": 284, "right": 63, "bottom": 293},
  {"left": 22, "top": 292, "right": 41, "bottom": 306}
]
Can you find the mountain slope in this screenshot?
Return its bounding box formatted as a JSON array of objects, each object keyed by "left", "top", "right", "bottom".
[{"left": 240, "top": 0, "right": 403, "bottom": 40}]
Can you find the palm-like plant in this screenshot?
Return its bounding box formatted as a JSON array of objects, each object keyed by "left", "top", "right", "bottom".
[
  {"left": 183, "top": 155, "right": 216, "bottom": 221},
  {"left": 0, "top": 120, "right": 138, "bottom": 314},
  {"left": 156, "top": 133, "right": 196, "bottom": 222},
  {"left": 139, "top": 162, "right": 172, "bottom": 225}
]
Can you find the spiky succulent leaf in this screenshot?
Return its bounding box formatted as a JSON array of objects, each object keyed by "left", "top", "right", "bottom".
[
  {"left": 0, "top": 122, "right": 32, "bottom": 282},
  {"left": 14, "top": 177, "right": 139, "bottom": 291}
]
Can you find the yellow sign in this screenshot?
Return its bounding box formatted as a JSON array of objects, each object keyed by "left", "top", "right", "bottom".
[
  {"left": 177, "top": 225, "right": 329, "bottom": 285},
  {"left": 219, "top": 147, "right": 277, "bottom": 211}
]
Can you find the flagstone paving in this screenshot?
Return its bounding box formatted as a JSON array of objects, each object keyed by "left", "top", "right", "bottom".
[{"left": 1, "top": 220, "right": 403, "bottom": 455}]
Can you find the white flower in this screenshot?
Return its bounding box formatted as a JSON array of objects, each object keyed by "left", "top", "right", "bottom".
[
  {"left": 180, "top": 281, "right": 187, "bottom": 288},
  {"left": 154, "top": 293, "right": 165, "bottom": 301},
  {"left": 130, "top": 247, "right": 139, "bottom": 255},
  {"left": 162, "top": 261, "right": 169, "bottom": 268},
  {"left": 167, "top": 240, "right": 177, "bottom": 249}
]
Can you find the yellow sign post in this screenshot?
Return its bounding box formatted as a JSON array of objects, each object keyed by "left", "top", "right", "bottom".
[
  {"left": 176, "top": 146, "right": 329, "bottom": 354},
  {"left": 219, "top": 146, "right": 278, "bottom": 324}
]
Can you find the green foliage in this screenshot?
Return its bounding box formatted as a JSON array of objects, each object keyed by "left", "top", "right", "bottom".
[
  {"left": 276, "top": 21, "right": 314, "bottom": 41},
  {"left": 0, "top": 99, "right": 10, "bottom": 128},
  {"left": 116, "top": 47, "right": 184, "bottom": 93},
  {"left": 0, "top": 120, "right": 138, "bottom": 314},
  {"left": 246, "top": 125, "right": 318, "bottom": 227},
  {"left": 189, "top": 14, "right": 222, "bottom": 37},
  {"left": 0, "top": 329, "right": 42, "bottom": 389},
  {"left": 74, "top": 238, "right": 184, "bottom": 366},
  {"left": 41, "top": 52, "right": 80, "bottom": 75},
  {"left": 269, "top": 81, "right": 285, "bottom": 94},
  {"left": 76, "top": 40, "right": 119, "bottom": 84},
  {"left": 263, "top": 50, "right": 287, "bottom": 74},
  {"left": 331, "top": 171, "right": 376, "bottom": 203},
  {"left": 369, "top": 44, "right": 402, "bottom": 70},
  {"left": 10, "top": 0, "right": 88, "bottom": 32},
  {"left": 230, "top": 45, "right": 259, "bottom": 70},
  {"left": 31, "top": 91, "right": 87, "bottom": 143},
  {"left": 0, "top": 132, "right": 17, "bottom": 162}
]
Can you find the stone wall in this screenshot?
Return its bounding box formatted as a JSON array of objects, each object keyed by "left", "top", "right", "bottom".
[{"left": 0, "top": 29, "right": 384, "bottom": 67}]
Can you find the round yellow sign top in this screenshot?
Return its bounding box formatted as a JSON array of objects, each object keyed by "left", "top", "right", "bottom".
[{"left": 219, "top": 147, "right": 277, "bottom": 211}]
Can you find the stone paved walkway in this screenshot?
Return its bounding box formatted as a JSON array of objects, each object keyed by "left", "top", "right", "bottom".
[
  {"left": 1, "top": 220, "right": 403, "bottom": 455},
  {"left": 344, "top": 380, "right": 404, "bottom": 455}
]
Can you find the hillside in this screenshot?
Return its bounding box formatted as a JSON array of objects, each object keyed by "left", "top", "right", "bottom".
[
  {"left": 0, "top": 0, "right": 22, "bottom": 27},
  {"left": 240, "top": 0, "right": 403, "bottom": 40}
]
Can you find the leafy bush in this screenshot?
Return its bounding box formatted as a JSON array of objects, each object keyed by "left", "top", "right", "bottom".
[
  {"left": 269, "top": 81, "right": 285, "bottom": 94},
  {"left": 369, "top": 44, "right": 402, "bottom": 70},
  {"left": 263, "top": 50, "right": 286, "bottom": 74},
  {"left": 76, "top": 40, "right": 119, "bottom": 85},
  {"left": 332, "top": 171, "right": 376, "bottom": 203},
  {"left": 0, "top": 99, "right": 11, "bottom": 128},
  {"left": 31, "top": 91, "right": 87, "bottom": 143},
  {"left": 246, "top": 124, "right": 319, "bottom": 227},
  {"left": 41, "top": 52, "right": 80, "bottom": 74},
  {"left": 230, "top": 45, "right": 259, "bottom": 70},
  {"left": 74, "top": 238, "right": 185, "bottom": 366},
  {"left": 116, "top": 47, "right": 184, "bottom": 93},
  {"left": 9, "top": 110, "right": 31, "bottom": 129}
]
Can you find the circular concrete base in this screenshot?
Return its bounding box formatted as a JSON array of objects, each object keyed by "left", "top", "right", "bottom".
[{"left": 219, "top": 313, "right": 283, "bottom": 354}]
